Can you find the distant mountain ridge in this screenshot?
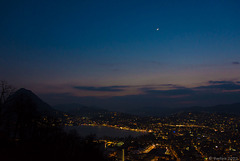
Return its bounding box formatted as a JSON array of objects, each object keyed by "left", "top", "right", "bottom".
[
  {"left": 53, "top": 103, "right": 107, "bottom": 116},
  {"left": 2, "top": 88, "right": 240, "bottom": 119},
  {"left": 126, "top": 103, "right": 240, "bottom": 116},
  {"left": 53, "top": 101, "right": 240, "bottom": 117},
  {"left": 171, "top": 103, "right": 240, "bottom": 115}
]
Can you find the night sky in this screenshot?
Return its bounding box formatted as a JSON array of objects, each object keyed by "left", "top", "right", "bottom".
[{"left": 1, "top": 0, "right": 240, "bottom": 111}]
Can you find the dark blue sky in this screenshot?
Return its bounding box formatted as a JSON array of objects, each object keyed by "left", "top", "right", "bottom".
[{"left": 1, "top": 0, "right": 240, "bottom": 110}]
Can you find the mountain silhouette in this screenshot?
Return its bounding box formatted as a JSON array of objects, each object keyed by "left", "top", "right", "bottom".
[
  {"left": 3, "top": 88, "right": 54, "bottom": 114},
  {"left": 1, "top": 88, "right": 58, "bottom": 138},
  {"left": 0, "top": 88, "right": 107, "bottom": 161}
]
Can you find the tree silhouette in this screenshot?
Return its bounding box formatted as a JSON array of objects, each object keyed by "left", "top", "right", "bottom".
[{"left": 0, "top": 80, "right": 15, "bottom": 123}]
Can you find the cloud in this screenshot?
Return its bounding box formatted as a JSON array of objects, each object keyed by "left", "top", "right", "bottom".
[
  {"left": 40, "top": 80, "right": 240, "bottom": 112},
  {"left": 113, "top": 68, "right": 121, "bottom": 72},
  {"left": 232, "top": 61, "right": 240, "bottom": 65},
  {"left": 73, "top": 85, "right": 129, "bottom": 92},
  {"left": 208, "top": 81, "right": 234, "bottom": 84},
  {"left": 149, "top": 61, "right": 162, "bottom": 66},
  {"left": 142, "top": 88, "right": 194, "bottom": 96},
  {"left": 98, "top": 63, "right": 117, "bottom": 67},
  {"left": 137, "top": 84, "right": 186, "bottom": 89},
  {"left": 73, "top": 84, "right": 184, "bottom": 93},
  {"left": 196, "top": 81, "right": 240, "bottom": 90}
]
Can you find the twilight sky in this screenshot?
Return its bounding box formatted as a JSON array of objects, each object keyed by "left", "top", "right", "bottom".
[{"left": 1, "top": 0, "right": 240, "bottom": 111}]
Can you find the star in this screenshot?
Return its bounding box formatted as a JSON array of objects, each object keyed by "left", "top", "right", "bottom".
[{"left": 156, "top": 28, "right": 159, "bottom": 31}]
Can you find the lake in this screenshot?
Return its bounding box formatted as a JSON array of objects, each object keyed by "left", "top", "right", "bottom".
[{"left": 64, "top": 125, "right": 146, "bottom": 138}]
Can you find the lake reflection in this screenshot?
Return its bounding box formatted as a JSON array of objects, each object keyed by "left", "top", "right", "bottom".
[{"left": 64, "top": 125, "right": 146, "bottom": 138}]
